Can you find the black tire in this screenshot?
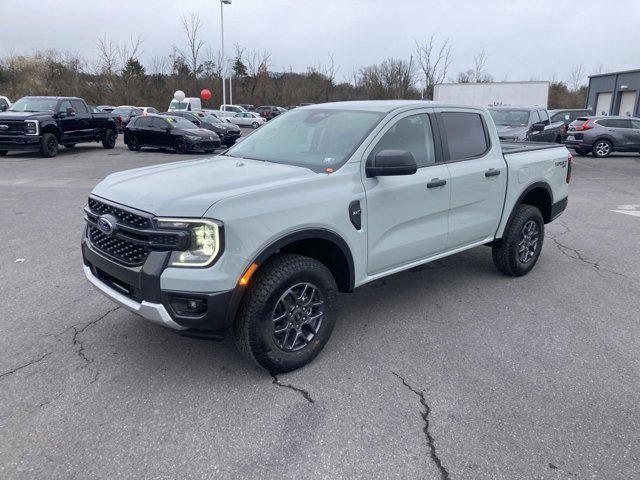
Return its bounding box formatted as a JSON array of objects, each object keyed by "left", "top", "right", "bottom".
[
  {"left": 174, "top": 138, "right": 188, "bottom": 154},
  {"left": 127, "top": 135, "right": 141, "bottom": 151},
  {"left": 102, "top": 129, "right": 116, "bottom": 149},
  {"left": 592, "top": 139, "right": 612, "bottom": 158},
  {"left": 492, "top": 204, "right": 545, "bottom": 277},
  {"left": 0, "top": 150, "right": 7, "bottom": 157},
  {"left": 40, "top": 133, "right": 59, "bottom": 158},
  {"left": 233, "top": 253, "right": 338, "bottom": 373},
  {"left": 574, "top": 148, "right": 589, "bottom": 156},
  {"left": 251, "top": 121, "right": 259, "bottom": 129},
  {"left": 64, "top": 143, "right": 76, "bottom": 149}
]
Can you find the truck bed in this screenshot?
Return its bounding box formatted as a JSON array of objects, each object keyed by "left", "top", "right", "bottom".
[{"left": 500, "top": 141, "right": 565, "bottom": 154}]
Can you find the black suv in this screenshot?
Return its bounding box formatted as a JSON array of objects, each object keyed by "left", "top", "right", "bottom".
[
  {"left": 0, "top": 96, "right": 118, "bottom": 157},
  {"left": 166, "top": 111, "right": 241, "bottom": 146}
]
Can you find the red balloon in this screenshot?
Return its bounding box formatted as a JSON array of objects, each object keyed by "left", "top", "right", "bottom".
[{"left": 200, "top": 89, "right": 212, "bottom": 101}]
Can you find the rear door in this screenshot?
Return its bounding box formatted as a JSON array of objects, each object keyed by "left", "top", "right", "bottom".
[
  {"left": 363, "top": 109, "right": 451, "bottom": 274},
  {"left": 437, "top": 109, "right": 507, "bottom": 248}
]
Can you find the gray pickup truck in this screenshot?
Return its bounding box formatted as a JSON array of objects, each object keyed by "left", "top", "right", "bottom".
[
  {"left": 82, "top": 101, "right": 570, "bottom": 373},
  {"left": 488, "top": 106, "right": 565, "bottom": 143}
]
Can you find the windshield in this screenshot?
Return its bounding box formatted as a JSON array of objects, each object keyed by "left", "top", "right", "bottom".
[
  {"left": 226, "top": 108, "right": 383, "bottom": 172},
  {"left": 164, "top": 116, "right": 198, "bottom": 129},
  {"left": 488, "top": 109, "right": 530, "bottom": 127},
  {"left": 9, "top": 97, "right": 58, "bottom": 112},
  {"left": 169, "top": 100, "right": 189, "bottom": 110}
]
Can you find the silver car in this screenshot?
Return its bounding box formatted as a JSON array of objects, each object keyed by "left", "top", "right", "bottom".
[{"left": 565, "top": 115, "right": 640, "bottom": 157}]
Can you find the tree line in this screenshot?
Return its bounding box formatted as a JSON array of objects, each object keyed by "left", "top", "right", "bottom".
[{"left": 0, "top": 13, "right": 588, "bottom": 110}]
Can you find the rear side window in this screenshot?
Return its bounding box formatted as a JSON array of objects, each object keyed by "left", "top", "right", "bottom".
[
  {"left": 441, "top": 112, "right": 489, "bottom": 160},
  {"left": 71, "top": 100, "right": 88, "bottom": 114},
  {"left": 373, "top": 114, "right": 436, "bottom": 168}
]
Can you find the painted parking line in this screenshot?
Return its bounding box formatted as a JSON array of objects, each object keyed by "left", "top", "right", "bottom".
[{"left": 611, "top": 204, "right": 640, "bottom": 218}]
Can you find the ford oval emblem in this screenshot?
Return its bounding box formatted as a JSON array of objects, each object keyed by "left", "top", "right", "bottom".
[{"left": 97, "top": 215, "right": 116, "bottom": 236}]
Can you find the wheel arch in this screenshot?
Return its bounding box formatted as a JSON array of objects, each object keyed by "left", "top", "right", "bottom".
[
  {"left": 510, "top": 181, "right": 554, "bottom": 224},
  {"left": 250, "top": 229, "right": 355, "bottom": 293}
]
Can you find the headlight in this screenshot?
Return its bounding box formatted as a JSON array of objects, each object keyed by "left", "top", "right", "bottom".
[
  {"left": 156, "top": 218, "right": 222, "bottom": 267},
  {"left": 24, "top": 120, "right": 39, "bottom": 135}
]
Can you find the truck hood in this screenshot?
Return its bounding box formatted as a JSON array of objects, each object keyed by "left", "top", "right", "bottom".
[
  {"left": 495, "top": 125, "right": 528, "bottom": 138},
  {"left": 91, "top": 156, "right": 317, "bottom": 217},
  {"left": 0, "top": 111, "right": 46, "bottom": 121}
]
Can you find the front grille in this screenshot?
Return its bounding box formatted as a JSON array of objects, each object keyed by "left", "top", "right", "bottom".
[
  {"left": 89, "top": 226, "right": 150, "bottom": 265},
  {"left": 88, "top": 197, "right": 151, "bottom": 229},
  {"left": 0, "top": 121, "right": 26, "bottom": 136}
]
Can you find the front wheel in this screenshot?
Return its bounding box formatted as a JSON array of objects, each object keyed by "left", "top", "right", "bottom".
[
  {"left": 102, "top": 129, "right": 116, "bottom": 149},
  {"left": 233, "top": 254, "right": 338, "bottom": 373},
  {"left": 126, "top": 135, "right": 141, "bottom": 151},
  {"left": 174, "top": 138, "right": 188, "bottom": 154},
  {"left": 592, "top": 139, "right": 612, "bottom": 158},
  {"left": 492, "top": 204, "right": 544, "bottom": 277},
  {"left": 40, "top": 133, "right": 59, "bottom": 158}
]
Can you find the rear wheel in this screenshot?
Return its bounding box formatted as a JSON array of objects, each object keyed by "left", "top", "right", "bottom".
[
  {"left": 592, "top": 139, "right": 612, "bottom": 158},
  {"left": 233, "top": 253, "right": 338, "bottom": 373},
  {"left": 174, "top": 138, "right": 188, "bottom": 154},
  {"left": 492, "top": 204, "right": 544, "bottom": 277},
  {"left": 102, "top": 129, "right": 116, "bottom": 149},
  {"left": 40, "top": 133, "right": 59, "bottom": 158},
  {"left": 127, "top": 135, "right": 141, "bottom": 151}
]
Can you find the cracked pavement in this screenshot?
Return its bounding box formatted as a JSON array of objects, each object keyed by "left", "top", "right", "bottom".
[{"left": 1, "top": 141, "right": 640, "bottom": 479}]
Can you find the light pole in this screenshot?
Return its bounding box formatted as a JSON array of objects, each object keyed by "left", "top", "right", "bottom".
[{"left": 220, "top": 0, "right": 232, "bottom": 106}]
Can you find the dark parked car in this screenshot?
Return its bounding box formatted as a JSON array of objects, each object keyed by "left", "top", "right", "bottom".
[
  {"left": 112, "top": 105, "right": 143, "bottom": 132},
  {"left": 488, "top": 106, "right": 565, "bottom": 143},
  {"left": 165, "top": 110, "right": 241, "bottom": 146},
  {"left": 0, "top": 96, "right": 118, "bottom": 157},
  {"left": 124, "top": 115, "right": 221, "bottom": 153},
  {"left": 255, "top": 105, "right": 286, "bottom": 120},
  {"left": 564, "top": 116, "right": 640, "bottom": 157}
]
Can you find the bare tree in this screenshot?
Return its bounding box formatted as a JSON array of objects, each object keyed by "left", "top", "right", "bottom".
[
  {"left": 180, "top": 13, "right": 205, "bottom": 77},
  {"left": 414, "top": 36, "right": 452, "bottom": 99},
  {"left": 568, "top": 64, "right": 585, "bottom": 91}
]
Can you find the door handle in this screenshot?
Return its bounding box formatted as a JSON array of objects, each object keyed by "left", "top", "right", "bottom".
[
  {"left": 485, "top": 169, "right": 501, "bottom": 177},
  {"left": 427, "top": 178, "right": 447, "bottom": 188}
]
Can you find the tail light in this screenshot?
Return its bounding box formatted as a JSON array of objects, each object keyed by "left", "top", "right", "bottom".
[
  {"left": 566, "top": 152, "right": 573, "bottom": 184},
  {"left": 574, "top": 120, "right": 594, "bottom": 131}
]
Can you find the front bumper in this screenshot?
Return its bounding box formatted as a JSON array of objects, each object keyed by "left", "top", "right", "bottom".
[
  {"left": 82, "top": 236, "right": 238, "bottom": 339},
  {"left": 0, "top": 135, "right": 41, "bottom": 151}
]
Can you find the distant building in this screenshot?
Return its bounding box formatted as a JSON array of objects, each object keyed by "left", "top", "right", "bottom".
[
  {"left": 434, "top": 81, "right": 549, "bottom": 108},
  {"left": 587, "top": 69, "right": 640, "bottom": 117}
]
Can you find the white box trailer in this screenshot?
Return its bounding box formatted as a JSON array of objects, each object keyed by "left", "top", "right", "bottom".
[{"left": 434, "top": 81, "right": 550, "bottom": 108}]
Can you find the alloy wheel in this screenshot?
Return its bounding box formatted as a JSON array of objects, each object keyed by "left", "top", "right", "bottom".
[
  {"left": 517, "top": 220, "right": 539, "bottom": 264},
  {"left": 271, "top": 282, "right": 324, "bottom": 352}
]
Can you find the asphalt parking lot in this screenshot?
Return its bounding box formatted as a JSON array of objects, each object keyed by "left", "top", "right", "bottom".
[{"left": 1, "top": 138, "right": 639, "bottom": 479}]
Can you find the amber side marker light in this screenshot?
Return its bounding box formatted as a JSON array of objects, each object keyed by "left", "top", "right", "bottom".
[{"left": 239, "top": 263, "right": 259, "bottom": 286}]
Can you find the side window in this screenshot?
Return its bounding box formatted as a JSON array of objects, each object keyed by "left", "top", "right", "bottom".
[
  {"left": 70, "top": 100, "right": 88, "bottom": 114},
  {"left": 530, "top": 110, "right": 541, "bottom": 124},
  {"left": 539, "top": 110, "right": 549, "bottom": 124},
  {"left": 58, "top": 100, "right": 73, "bottom": 113},
  {"left": 151, "top": 117, "right": 168, "bottom": 129},
  {"left": 372, "top": 114, "right": 436, "bottom": 168},
  {"left": 441, "top": 112, "right": 489, "bottom": 160}
]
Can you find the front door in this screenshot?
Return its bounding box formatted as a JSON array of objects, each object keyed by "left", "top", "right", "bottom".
[
  {"left": 363, "top": 110, "right": 450, "bottom": 275},
  {"left": 436, "top": 109, "right": 507, "bottom": 248}
]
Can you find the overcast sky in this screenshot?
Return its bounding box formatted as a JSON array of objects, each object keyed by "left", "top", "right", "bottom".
[{"left": 2, "top": 0, "right": 639, "bottom": 85}]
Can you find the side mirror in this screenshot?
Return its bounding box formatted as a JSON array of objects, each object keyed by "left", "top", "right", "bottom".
[
  {"left": 531, "top": 123, "right": 545, "bottom": 132},
  {"left": 66, "top": 107, "right": 76, "bottom": 117},
  {"left": 366, "top": 150, "right": 417, "bottom": 178}
]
